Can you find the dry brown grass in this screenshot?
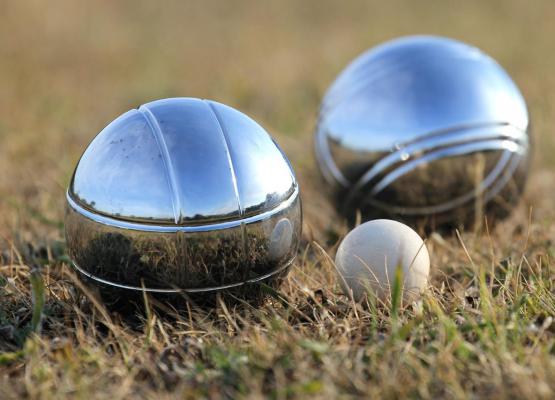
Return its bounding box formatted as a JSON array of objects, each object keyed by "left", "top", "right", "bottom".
[{"left": 0, "top": 0, "right": 554, "bottom": 398}]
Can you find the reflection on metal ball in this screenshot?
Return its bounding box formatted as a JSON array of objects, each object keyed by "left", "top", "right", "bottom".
[
  {"left": 65, "top": 98, "right": 302, "bottom": 294},
  {"left": 315, "top": 35, "right": 530, "bottom": 227},
  {"left": 269, "top": 218, "right": 293, "bottom": 261}
]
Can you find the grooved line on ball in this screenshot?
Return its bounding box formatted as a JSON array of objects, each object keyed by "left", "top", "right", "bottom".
[
  {"left": 401, "top": 122, "right": 526, "bottom": 148},
  {"left": 348, "top": 147, "right": 523, "bottom": 216},
  {"left": 352, "top": 123, "right": 527, "bottom": 193},
  {"left": 371, "top": 139, "right": 524, "bottom": 196},
  {"left": 341, "top": 124, "right": 527, "bottom": 213},
  {"left": 205, "top": 100, "right": 248, "bottom": 260},
  {"left": 139, "top": 105, "right": 182, "bottom": 225},
  {"left": 66, "top": 186, "right": 299, "bottom": 233},
  {"left": 71, "top": 257, "right": 295, "bottom": 293}
]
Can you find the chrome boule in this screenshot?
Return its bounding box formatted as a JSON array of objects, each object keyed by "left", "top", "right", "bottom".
[
  {"left": 65, "top": 98, "right": 302, "bottom": 295},
  {"left": 315, "top": 35, "right": 530, "bottom": 227}
]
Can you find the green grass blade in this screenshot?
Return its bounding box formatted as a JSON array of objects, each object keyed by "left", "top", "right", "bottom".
[{"left": 390, "top": 263, "right": 403, "bottom": 327}]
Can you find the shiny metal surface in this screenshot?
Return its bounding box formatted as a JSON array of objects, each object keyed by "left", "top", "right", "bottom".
[
  {"left": 315, "top": 35, "right": 530, "bottom": 226},
  {"left": 66, "top": 98, "right": 301, "bottom": 292}
]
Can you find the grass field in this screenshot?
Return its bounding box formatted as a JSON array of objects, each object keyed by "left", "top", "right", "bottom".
[{"left": 1, "top": 0, "right": 555, "bottom": 398}]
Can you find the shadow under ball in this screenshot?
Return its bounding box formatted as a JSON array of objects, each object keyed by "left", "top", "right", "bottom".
[
  {"left": 65, "top": 98, "right": 302, "bottom": 298},
  {"left": 314, "top": 35, "right": 531, "bottom": 228}
]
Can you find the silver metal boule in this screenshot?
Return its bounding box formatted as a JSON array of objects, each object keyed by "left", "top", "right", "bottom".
[
  {"left": 65, "top": 98, "right": 302, "bottom": 293},
  {"left": 315, "top": 35, "right": 530, "bottom": 227}
]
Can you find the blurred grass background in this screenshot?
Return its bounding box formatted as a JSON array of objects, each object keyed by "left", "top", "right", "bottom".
[
  {"left": 0, "top": 0, "right": 555, "bottom": 233},
  {"left": 0, "top": 0, "right": 554, "bottom": 241},
  {"left": 0, "top": 1, "right": 554, "bottom": 398}
]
